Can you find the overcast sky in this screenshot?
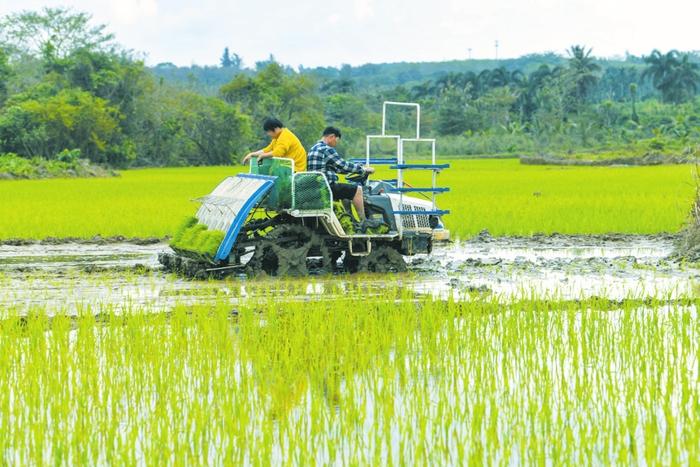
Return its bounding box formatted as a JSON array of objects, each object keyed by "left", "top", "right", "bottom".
[{"left": 1, "top": 0, "right": 698, "bottom": 68}]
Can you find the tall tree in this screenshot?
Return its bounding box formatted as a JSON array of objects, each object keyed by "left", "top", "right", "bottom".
[
  {"left": 642, "top": 50, "right": 677, "bottom": 87},
  {"left": 220, "top": 47, "right": 232, "bottom": 67},
  {"left": 567, "top": 45, "right": 600, "bottom": 104},
  {"left": 0, "top": 48, "right": 11, "bottom": 104},
  {"left": 219, "top": 47, "right": 242, "bottom": 70},
  {"left": 629, "top": 83, "right": 639, "bottom": 123},
  {"left": 0, "top": 8, "right": 115, "bottom": 59},
  {"left": 436, "top": 86, "right": 472, "bottom": 135},
  {"left": 220, "top": 63, "right": 323, "bottom": 146},
  {"left": 643, "top": 50, "right": 699, "bottom": 103},
  {"left": 642, "top": 49, "right": 679, "bottom": 102},
  {"left": 320, "top": 78, "right": 356, "bottom": 94},
  {"left": 670, "top": 54, "right": 699, "bottom": 103}
]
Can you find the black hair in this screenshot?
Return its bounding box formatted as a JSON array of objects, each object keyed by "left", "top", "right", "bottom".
[
  {"left": 322, "top": 126, "right": 342, "bottom": 138},
  {"left": 263, "top": 118, "right": 284, "bottom": 132}
]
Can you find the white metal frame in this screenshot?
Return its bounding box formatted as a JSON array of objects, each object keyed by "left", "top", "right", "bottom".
[
  {"left": 381, "top": 101, "right": 421, "bottom": 138},
  {"left": 366, "top": 101, "right": 444, "bottom": 234},
  {"left": 364, "top": 134, "right": 400, "bottom": 165},
  {"left": 400, "top": 138, "right": 438, "bottom": 210}
]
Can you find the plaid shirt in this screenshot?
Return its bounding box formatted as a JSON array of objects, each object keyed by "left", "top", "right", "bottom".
[{"left": 306, "top": 141, "right": 365, "bottom": 184}]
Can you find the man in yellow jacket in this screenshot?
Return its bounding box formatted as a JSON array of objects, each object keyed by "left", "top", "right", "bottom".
[{"left": 242, "top": 118, "right": 307, "bottom": 171}]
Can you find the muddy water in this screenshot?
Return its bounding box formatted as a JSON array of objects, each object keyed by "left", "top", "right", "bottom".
[
  {"left": 0, "top": 235, "right": 697, "bottom": 314},
  {"left": 410, "top": 234, "right": 698, "bottom": 300},
  {"left": 0, "top": 242, "right": 164, "bottom": 270}
]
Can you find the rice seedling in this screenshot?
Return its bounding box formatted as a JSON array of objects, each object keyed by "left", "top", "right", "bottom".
[
  {"left": 0, "top": 291, "right": 698, "bottom": 464},
  {"left": 169, "top": 215, "right": 225, "bottom": 259},
  {"left": 0, "top": 160, "right": 694, "bottom": 240}
]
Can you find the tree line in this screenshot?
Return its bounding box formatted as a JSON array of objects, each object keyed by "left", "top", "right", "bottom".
[{"left": 1, "top": 7, "right": 699, "bottom": 169}]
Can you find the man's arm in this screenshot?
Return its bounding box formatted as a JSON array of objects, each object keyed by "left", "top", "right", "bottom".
[
  {"left": 242, "top": 141, "right": 275, "bottom": 164},
  {"left": 326, "top": 147, "right": 366, "bottom": 175}
]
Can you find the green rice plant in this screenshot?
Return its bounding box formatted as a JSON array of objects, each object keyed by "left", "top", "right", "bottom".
[
  {"left": 376, "top": 159, "right": 696, "bottom": 237},
  {"left": 292, "top": 172, "right": 332, "bottom": 211},
  {"left": 196, "top": 229, "right": 225, "bottom": 256},
  {"left": 169, "top": 218, "right": 225, "bottom": 259},
  {"left": 334, "top": 201, "right": 356, "bottom": 234},
  {"left": 0, "top": 291, "right": 698, "bottom": 464},
  {"left": 174, "top": 222, "right": 206, "bottom": 248},
  {"left": 0, "top": 160, "right": 695, "bottom": 240},
  {"left": 171, "top": 215, "right": 198, "bottom": 244}
]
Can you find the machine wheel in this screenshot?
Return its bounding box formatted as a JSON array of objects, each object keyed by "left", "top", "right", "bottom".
[
  {"left": 345, "top": 245, "right": 408, "bottom": 273},
  {"left": 246, "top": 224, "right": 332, "bottom": 277}
]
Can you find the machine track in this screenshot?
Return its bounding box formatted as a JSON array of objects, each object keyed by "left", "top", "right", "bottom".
[
  {"left": 345, "top": 245, "right": 408, "bottom": 273},
  {"left": 245, "top": 224, "right": 333, "bottom": 277}
]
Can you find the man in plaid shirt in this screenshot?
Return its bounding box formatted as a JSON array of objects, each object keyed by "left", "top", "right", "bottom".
[{"left": 307, "top": 127, "right": 375, "bottom": 221}]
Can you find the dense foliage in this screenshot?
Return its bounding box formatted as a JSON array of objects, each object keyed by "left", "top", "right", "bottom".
[
  {"left": 0, "top": 8, "right": 251, "bottom": 168},
  {"left": 0, "top": 150, "right": 114, "bottom": 179},
  {"left": 1, "top": 8, "right": 699, "bottom": 169}
]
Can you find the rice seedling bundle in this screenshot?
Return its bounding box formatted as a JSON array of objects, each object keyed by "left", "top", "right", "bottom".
[{"left": 169, "top": 216, "right": 225, "bottom": 260}]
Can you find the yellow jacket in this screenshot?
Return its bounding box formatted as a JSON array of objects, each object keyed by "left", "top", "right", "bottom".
[{"left": 263, "top": 128, "right": 307, "bottom": 171}]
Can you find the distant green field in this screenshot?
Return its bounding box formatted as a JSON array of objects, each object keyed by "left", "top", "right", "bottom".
[{"left": 0, "top": 160, "right": 695, "bottom": 240}]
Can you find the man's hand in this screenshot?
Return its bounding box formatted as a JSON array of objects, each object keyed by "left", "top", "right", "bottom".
[
  {"left": 241, "top": 152, "right": 255, "bottom": 165},
  {"left": 364, "top": 166, "right": 376, "bottom": 174}
]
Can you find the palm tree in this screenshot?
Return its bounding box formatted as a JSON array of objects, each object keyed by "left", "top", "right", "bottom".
[
  {"left": 642, "top": 50, "right": 679, "bottom": 91},
  {"left": 669, "top": 54, "right": 699, "bottom": 103},
  {"left": 410, "top": 80, "right": 435, "bottom": 99},
  {"left": 642, "top": 49, "right": 679, "bottom": 102},
  {"left": 434, "top": 72, "right": 475, "bottom": 98},
  {"left": 530, "top": 64, "right": 553, "bottom": 87},
  {"left": 515, "top": 65, "right": 552, "bottom": 123},
  {"left": 509, "top": 69, "right": 525, "bottom": 86},
  {"left": 643, "top": 50, "right": 699, "bottom": 103},
  {"left": 567, "top": 45, "right": 601, "bottom": 104},
  {"left": 488, "top": 67, "right": 510, "bottom": 87},
  {"left": 475, "top": 69, "right": 492, "bottom": 95}
]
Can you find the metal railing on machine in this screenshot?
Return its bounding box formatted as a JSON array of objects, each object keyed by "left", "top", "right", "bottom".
[{"left": 363, "top": 101, "right": 450, "bottom": 234}]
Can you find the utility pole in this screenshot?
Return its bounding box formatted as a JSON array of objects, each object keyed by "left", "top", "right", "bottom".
[{"left": 494, "top": 40, "right": 499, "bottom": 60}]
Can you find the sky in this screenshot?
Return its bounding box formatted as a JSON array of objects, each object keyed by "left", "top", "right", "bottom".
[{"left": 1, "top": 0, "right": 699, "bottom": 69}]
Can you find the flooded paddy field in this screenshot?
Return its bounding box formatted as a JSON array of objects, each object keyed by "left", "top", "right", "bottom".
[
  {"left": 1, "top": 235, "right": 699, "bottom": 464},
  {"left": 1, "top": 233, "right": 697, "bottom": 312}
]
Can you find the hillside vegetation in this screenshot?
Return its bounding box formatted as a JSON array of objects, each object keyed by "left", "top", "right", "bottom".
[{"left": 0, "top": 8, "right": 699, "bottom": 172}]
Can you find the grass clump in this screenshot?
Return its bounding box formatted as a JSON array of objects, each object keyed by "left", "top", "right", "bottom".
[
  {"left": 676, "top": 176, "right": 700, "bottom": 261},
  {"left": 169, "top": 216, "right": 224, "bottom": 260},
  {"left": 0, "top": 152, "right": 116, "bottom": 179}
]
